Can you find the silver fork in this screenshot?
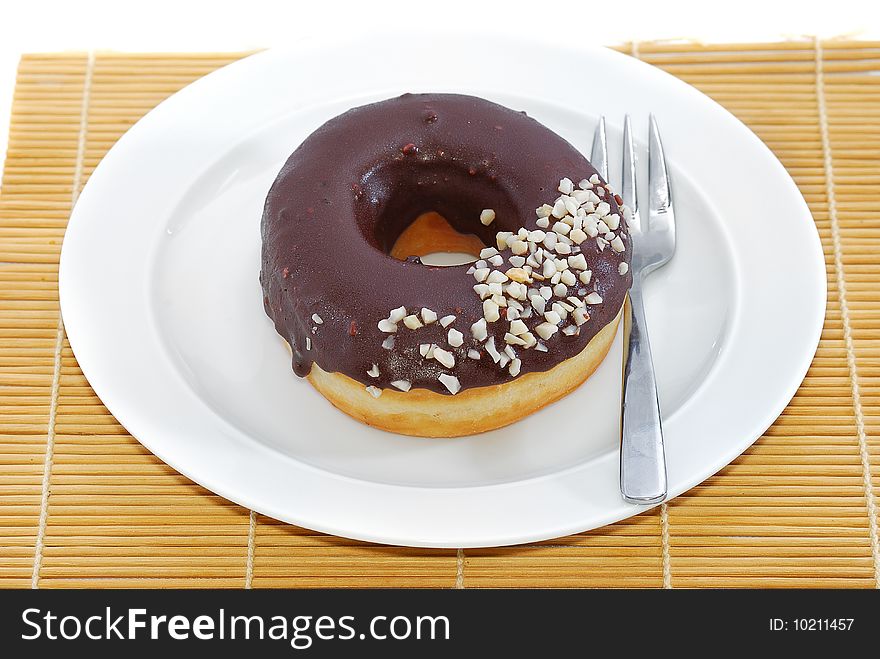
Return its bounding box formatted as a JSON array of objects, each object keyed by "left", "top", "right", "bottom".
[{"left": 592, "top": 115, "right": 675, "bottom": 504}]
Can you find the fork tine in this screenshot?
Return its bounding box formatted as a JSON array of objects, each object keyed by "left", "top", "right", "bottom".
[
  {"left": 621, "top": 114, "right": 640, "bottom": 232},
  {"left": 590, "top": 116, "right": 608, "bottom": 180},
  {"left": 648, "top": 114, "right": 673, "bottom": 232}
]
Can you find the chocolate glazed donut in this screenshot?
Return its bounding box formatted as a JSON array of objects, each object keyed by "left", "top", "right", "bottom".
[{"left": 261, "top": 93, "right": 631, "bottom": 434}]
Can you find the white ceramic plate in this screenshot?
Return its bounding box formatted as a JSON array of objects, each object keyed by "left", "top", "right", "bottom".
[{"left": 59, "top": 34, "right": 825, "bottom": 548}]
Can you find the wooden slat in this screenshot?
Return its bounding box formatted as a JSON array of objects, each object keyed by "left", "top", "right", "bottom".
[{"left": 1, "top": 41, "right": 878, "bottom": 588}]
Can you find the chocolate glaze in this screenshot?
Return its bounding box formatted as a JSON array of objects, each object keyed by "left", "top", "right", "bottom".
[{"left": 261, "top": 93, "right": 631, "bottom": 394}]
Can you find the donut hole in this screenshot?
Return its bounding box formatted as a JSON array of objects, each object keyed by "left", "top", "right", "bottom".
[
  {"left": 390, "top": 211, "right": 486, "bottom": 266},
  {"left": 364, "top": 161, "right": 518, "bottom": 267}
]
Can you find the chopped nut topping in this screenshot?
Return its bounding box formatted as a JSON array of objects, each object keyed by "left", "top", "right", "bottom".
[
  {"left": 403, "top": 314, "right": 423, "bottom": 329},
  {"left": 551, "top": 199, "right": 567, "bottom": 218},
  {"left": 311, "top": 313, "right": 323, "bottom": 324},
  {"left": 552, "top": 221, "right": 571, "bottom": 236},
  {"left": 438, "top": 373, "right": 461, "bottom": 394},
  {"left": 510, "top": 240, "right": 528, "bottom": 255},
  {"left": 370, "top": 173, "right": 627, "bottom": 391},
  {"left": 306, "top": 337, "right": 312, "bottom": 350},
  {"left": 486, "top": 269, "right": 508, "bottom": 284},
  {"left": 568, "top": 254, "right": 588, "bottom": 271},
  {"left": 483, "top": 299, "right": 501, "bottom": 322},
  {"left": 554, "top": 242, "right": 572, "bottom": 255},
  {"left": 378, "top": 318, "right": 398, "bottom": 333},
  {"left": 433, "top": 347, "right": 455, "bottom": 369},
  {"left": 485, "top": 337, "right": 501, "bottom": 363},
  {"left": 506, "top": 281, "right": 528, "bottom": 300},
  {"left": 509, "top": 319, "right": 529, "bottom": 335},
  {"left": 571, "top": 189, "right": 590, "bottom": 205},
  {"left": 569, "top": 228, "right": 587, "bottom": 244},
  {"left": 529, "top": 293, "right": 546, "bottom": 314},
  {"left": 573, "top": 307, "right": 590, "bottom": 325},
  {"left": 509, "top": 358, "right": 522, "bottom": 377},
  {"left": 527, "top": 230, "right": 546, "bottom": 243},
  {"left": 365, "top": 385, "right": 382, "bottom": 398},
  {"left": 535, "top": 322, "right": 559, "bottom": 340},
  {"left": 504, "top": 268, "right": 531, "bottom": 282},
  {"left": 389, "top": 306, "right": 407, "bottom": 323},
  {"left": 471, "top": 318, "right": 488, "bottom": 341},
  {"left": 544, "top": 309, "right": 562, "bottom": 325}
]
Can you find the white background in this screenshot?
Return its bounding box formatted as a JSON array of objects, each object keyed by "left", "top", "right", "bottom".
[{"left": 0, "top": 0, "right": 878, "bottom": 183}]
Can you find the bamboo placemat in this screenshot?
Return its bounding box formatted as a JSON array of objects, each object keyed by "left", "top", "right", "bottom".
[{"left": 1, "top": 41, "right": 878, "bottom": 589}]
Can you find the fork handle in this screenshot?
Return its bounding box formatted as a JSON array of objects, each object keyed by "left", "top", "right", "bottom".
[{"left": 620, "top": 281, "right": 668, "bottom": 504}]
